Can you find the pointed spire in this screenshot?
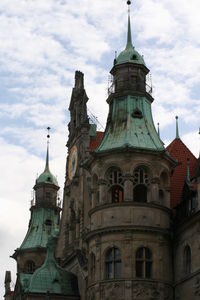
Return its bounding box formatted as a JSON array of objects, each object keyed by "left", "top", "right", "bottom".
[
  {"left": 157, "top": 123, "right": 160, "bottom": 138},
  {"left": 187, "top": 157, "right": 190, "bottom": 182},
  {"left": 45, "top": 127, "right": 51, "bottom": 172},
  {"left": 198, "top": 128, "right": 200, "bottom": 158},
  {"left": 126, "top": 1, "right": 134, "bottom": 50},
  {"left": 175, "top": 116, "right": 180, "bottom": 139}
]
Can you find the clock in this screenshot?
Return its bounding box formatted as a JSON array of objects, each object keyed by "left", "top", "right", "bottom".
[{"left": 68, "top": 145, "right": 78, "bottom": 180}]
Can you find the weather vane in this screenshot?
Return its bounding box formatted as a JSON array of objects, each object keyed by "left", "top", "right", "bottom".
[{"left": 127, "top": 1, "right": 131, "bottom": 15}]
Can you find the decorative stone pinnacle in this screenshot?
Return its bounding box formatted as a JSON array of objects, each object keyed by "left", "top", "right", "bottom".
[
  {"left": 175, "top": 116, "right": 180, "bottom": 139},
  {"left": 157, "top": 123, "right": 160, "bottom": 138}
]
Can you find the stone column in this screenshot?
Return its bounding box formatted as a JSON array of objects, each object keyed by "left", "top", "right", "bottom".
[
  {"left": 98, "top": 179, "right": 107, "bottom": 205},
  {"left": 150, "top": 177, "right": 160, "bottom": 204},
  {"left": 91, "top": 188, "right": 96, "bottom": 209},
  {"left": 123, "top": 173, "right": 133, "bottom": 201}
]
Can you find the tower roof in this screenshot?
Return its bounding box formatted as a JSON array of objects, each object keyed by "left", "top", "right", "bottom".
[
  {"left": 115, "top": 4, "right": 145, "bottom": 66},
  {"left": 18, "top": 207, "right": 60, "bottom": 250},
  {"left": 96, "top": 96, "right": 164, "bottom": 153},
  {"left": 36, "top": 137, "right": 58, "bottom": 187},
  {"left": 23, "top": 237, "right": 79, "bottom": 296}
]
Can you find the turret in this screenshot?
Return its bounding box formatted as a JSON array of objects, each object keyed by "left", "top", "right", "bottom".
[
  {"left": 34, "top": 132, "right": 59, "bottom": 208},
  {"left": 109, "top": 4, "right": 151, "bottom": 102},
  {"left": 12, "top": 129, "right": 61, "bottom": 280}
]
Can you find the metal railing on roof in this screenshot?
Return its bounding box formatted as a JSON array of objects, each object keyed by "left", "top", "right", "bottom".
[{"left": 108, "top": 80, "right": 153, "bottom": 97}]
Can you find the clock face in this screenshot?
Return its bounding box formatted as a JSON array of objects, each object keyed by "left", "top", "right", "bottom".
[{"left": 68, "top": 145, "right": 78, "bottom": 181}]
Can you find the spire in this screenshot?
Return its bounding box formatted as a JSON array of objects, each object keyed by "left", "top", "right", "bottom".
[
  {"left": 187, "top": 157, "right": 190, "bottom": 183},
  {"left": 175, "top": 116, "right": 180, "bottom": 139},
  {"left": 157, "top": 122, "right": 160, "bottom": 138},
  {"left": 36, "top": 127, "right": 58, "bottom": 187},
  {"left": 126, "top": 1, "right": 134, "bottom": 50},
  {"left": 45, "top": 127, "right": 50, "bottom": 172}
]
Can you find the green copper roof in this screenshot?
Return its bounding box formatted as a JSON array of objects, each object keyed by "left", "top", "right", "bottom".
[
  {"left": 36, "top": 144, "right": 58, "bottom": 186},
  {"left": 25, "top": 237, "right": 79, "bottom": 296},
  {"left": 19, "top": 208, "right": 59, "bottom": 250},
  {"left": 115, "top": 11, "right": 145, "bottom": 66},
  {"left": 96, "top": 96, "right": 164, "bottom": 153}
]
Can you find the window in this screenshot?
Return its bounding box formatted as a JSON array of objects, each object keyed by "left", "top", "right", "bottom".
[
  {"left": 136, "top": 247, "right": 152, "bottom": 278},
  {"left": 90, "top": 252, "right": 96, "bottom": 279},
  {"left": 107, "top": 168, "right": 124, "bottom": 203},
  {"left": 111, "top": 186, "right": 123, "bottom": 203},
  {"left": 105, "top": 247, "right": 121, "bottom": 279},
  {"left": 184, "top": 246, "right": 191, "bottom": 274},
  {"left": 133, "top": 167, "right": 149, "bottom": 202},
  {"left": 25, "top": 260, "right": 36, "bottom": 274}
]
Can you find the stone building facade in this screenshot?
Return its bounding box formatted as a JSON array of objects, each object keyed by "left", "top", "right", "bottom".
[{"left": 4, "top": 3, "right": 200, "bottom": 300}]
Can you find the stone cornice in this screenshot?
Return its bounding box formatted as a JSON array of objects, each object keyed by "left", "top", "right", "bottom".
[
  {"left": 85, "top": 224, "right": 170, "bottom": 241},
  {"left": 88, "top": 201, "right": 171, "bottom": 217}
]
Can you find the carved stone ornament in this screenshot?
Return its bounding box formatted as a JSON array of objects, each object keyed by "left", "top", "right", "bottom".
[
  {"left": 132, "top": 282, "right": 161, "bottom": 300},
  {"left": 100, "top": 282, "right": 125, "bottom": 300},
  {"left": 194, "top": 276, "right": 200, "bottom": 296},
  {"left": 87, "top": 286, "right": 96, "bottom": 300}
]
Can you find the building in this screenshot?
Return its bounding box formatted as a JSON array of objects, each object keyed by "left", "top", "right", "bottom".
[{"left": 4, "top": 2, "right": 200, "bottom": 299}]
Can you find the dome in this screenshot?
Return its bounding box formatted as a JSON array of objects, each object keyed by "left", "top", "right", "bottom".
[
  {"left": 36, "top": 169, "right": 58, "bottom": 186},
  {"left": 115, "top": 46, "right": 145, "bottom": 66},
  {"left": 27, "top": 237, "right": 79, "bottom": 297}
]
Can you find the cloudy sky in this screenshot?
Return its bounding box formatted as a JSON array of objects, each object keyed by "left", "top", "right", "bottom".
[{"left": 1, "top": 0, "right": 200, "bottom": 295}]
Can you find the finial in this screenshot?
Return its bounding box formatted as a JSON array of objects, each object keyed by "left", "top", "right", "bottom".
[
  {"left": 45, "top": 127, "right": 51, "bottom": 171},
  {"left": 126, "top": 0, "right": 133, "bottom": 50},
  {"left": 157, "top": 122, "right": 160, "bottom": 138},
  {"left": 187, "top": 157, "right": 190, "bottom": 183},
  {"left": 175, "top": 116, "right": 180, "bottom": 139}
]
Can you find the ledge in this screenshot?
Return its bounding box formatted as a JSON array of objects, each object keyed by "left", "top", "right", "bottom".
[{"left": 88, "top": 201, "right": 171, "bottom": 217}]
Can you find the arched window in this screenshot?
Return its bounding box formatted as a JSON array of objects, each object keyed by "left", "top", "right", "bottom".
[
  {"left": 133, "top": 167, "right": 149, "bottom": 202},
  {"left": 105, "top": 247, "right": 121, "bottom": 279},
  {"left": 184, "top": 246, "right": 191, "bottom": 274},
  {"left": 90, "top": 252, "right": 96, "bottom": 279},
  {"left": 136, "top": 247, "right": 152, "bottom": 278},
  {"left": 24, "top": 260, "right": 36, "bottom": 274},
  {"left": 107, "top": 168, "right": 124, "bottom": 203}
]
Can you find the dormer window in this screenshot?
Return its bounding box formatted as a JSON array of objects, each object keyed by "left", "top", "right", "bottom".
[
  {"left": 132, "top": 54, "right": 137, "bottom": 60},
  {"left": 132, "top": 108, "right": 143, "bottom": 119},
  {"left": 45, "top": 219, "right": 52, "bottom": 226}
]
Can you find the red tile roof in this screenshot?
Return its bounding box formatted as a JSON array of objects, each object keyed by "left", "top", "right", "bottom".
[
  {"left": 90, "top": 131, "right": 104, "bottom": 151},
  {"left": 167, "top": 138, "right": 197, "bottom": 209}
]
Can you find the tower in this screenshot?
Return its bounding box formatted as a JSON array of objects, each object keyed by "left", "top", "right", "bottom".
[
  {"left": 85, "top": 3, "right": 177, "bottom": 299},
  {"left": 11, "top": 132, "right": 62, "bottom": 298},
  {"left": 59, "top": 2, "right": 177, "bottom": 300}
]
